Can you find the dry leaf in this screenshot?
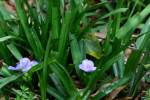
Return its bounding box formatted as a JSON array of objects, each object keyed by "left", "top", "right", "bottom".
[
  {"left": 104, "top": 85, "right": 126, "bottom": 100},
  {"left": 115, "top": 97, "right": 133, "bottom": 100},
  {"left": 4, "top": 0, "right": 34, "bottom": 13}
]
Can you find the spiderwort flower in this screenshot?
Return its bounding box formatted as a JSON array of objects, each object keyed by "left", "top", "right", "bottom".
[
  {"left": 8, "top": 57, "right": 38, "bottom": 72},
  {"left": 79, "top": 59, "right": 96, "bottom": 72}
]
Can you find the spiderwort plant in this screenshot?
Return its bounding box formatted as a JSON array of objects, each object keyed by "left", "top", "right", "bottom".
[
  {"left": 1, "top": 0, "right": 150, "bottom": 100},
  {"left": 8, "top": 57, "right": 38, "bottom": 72}
]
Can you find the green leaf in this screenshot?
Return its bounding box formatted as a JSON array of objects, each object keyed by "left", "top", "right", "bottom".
[
  {"left": 28, "top": 58, "right": 55, "bottom": 74},
  {"left": 58, "top": 9, "right": 77, "bottom": 64},
  {"left": 128, "top": 17, "right": 150, "bottom": 96},
  {"left": 51, "top": 0, "right": 61, "bottom": 39},
  {"left": 7, "top": 43, "right": 22, "bottom": 60},
  {"left": 47, "top": 85, "right": 64, "bottom": 100},
  {"left": 49, "top": 61, "right": 78, "bottom": 97},
  {"left": 100, "top": 8, "right": 128, "bottom": 19},
  {"left": 93, "top": 77, "right": 129, "bottom": 99},
  {"left": 124, "top": 50, "right": 142, "bottom": 76},
  {"left": 144, "top": 64, "right": 150, "bottom": 69},
  {"left": 28, "top": 64, "right": 42, "bottom": 74},
  {"left": 116, "top": 4, "right": 150, "bottom": 40},
  {"left": 84, "top": 39, "right": 102, "bottom": 59},
  {"left": 116, "top": 52, "right": 125, "bottom": 78},
  {"left": 0, "top": 75, "right": 20, "bottom": 89},
  {"left": 15, "top": 0, "right": 43, "bottom": 60},
  {"left": 69, "top": 34, "right": 82, "bottom": 75},
  {"left": 0, "top": 36, "right": 14, "bottom": 42},
  {"left": 50, "top": 73, "right": 66, "bottom": 97},
  {"left": 42, "top": 33, "right": 53, "bottom": 100},
  {"left": 136, "top": 17, "right": 150, "bottom": 50},
  {"left": 84, "top": 1, "right": 108, "bottom": 12}
]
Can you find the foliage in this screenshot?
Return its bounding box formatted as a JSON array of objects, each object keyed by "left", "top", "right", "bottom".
[
  {"left": 13, "top": 85, "right": 36, "bottom": 100},
  {"left": 145, "top": 88, "right": 150, "bottom": 100},
  {"left": 0, "top": 0, "right": 150, "bottom": 99}
]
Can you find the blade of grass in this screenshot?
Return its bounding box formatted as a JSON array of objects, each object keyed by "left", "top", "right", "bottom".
[
  {"left": 50, "top": 73, "right": 67, "bottom": 96},
  {"left": 116, "top": 4, "right": 150, "bottom": 40},
  {"left": 84, "top": 1, "right": 108, "bottom": 12},
  {"left": 93, "top": 77, "right": 129, "bottom": 100},
  {"left": 125, "top": 17, "right": 150, "bottom": 77},
  {"left": 15, "top": 0, "right": 43, "bottom": 60},
  {"left": 128, "top": 17, "right": 150, "bottom": 96},
  {"left": 47, "top": 85, "right": 65, "bottom": 100},
  {"left": 100, "top": 8, "right": 128, "bottom": 19},
  {"left": 78, "top": 8, "right": 128, "bottom": 39},
  {"left": 7, "top": 43, "right": 22, "bottom": 60},
  {"left": 0, "top": 16, "right": 12, "bottom": 64},
  {"left": 51, "top": 0, "right": 60, "bottom": 39},
  {"left": 69, "top": 34, "right": 82, "bottom": 75},
  {"left": 124, "top": 50, "right": 142, "bottom": 76},
  {"left": 129, "top": 0, "right": 139, "bottom": 18},
  {"left": 0, "top": 36, "right": 15, "bottom": 42},
  {"left": 0, "top": 75, "right": 20, "bottom": 89},
  {"left": 117, "top": 52, "right": 125, "bottom": 78},
  {"left": 42, "top": 32, "right": 53, "bottom": 100},
  {"left": 101, "top": 0, "right": 113, "bottom": 11},
  {"left": 58, "top": 9, "right": 77, "bottom": 64},
  {"left": 49, "top": 61, "right": 79, "bottom": 97},
  {"left": 41, "top": 0, "right": 52, "bottom": 45}
]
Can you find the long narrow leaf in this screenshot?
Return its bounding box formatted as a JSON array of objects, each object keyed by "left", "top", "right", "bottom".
[
  {"left": 0, "top": 75, "right": 20, "bottom": 89},
  {"left": 49, "top": 61, "right": 78, "bottom": 97}
]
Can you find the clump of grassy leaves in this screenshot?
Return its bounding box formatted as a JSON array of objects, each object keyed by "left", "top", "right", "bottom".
[{"left": 0, "top": 0, "right": 150, "bottom": 99}]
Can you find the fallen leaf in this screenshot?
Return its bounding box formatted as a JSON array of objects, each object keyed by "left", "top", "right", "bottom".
[{"left": 104, "top": 85, "right": 126, "bottom": 100}]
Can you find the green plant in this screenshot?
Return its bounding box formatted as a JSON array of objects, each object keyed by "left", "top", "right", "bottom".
[
  {"left": 145, "top": 88, "right": 150, "bottom": 100},
  {"left": 13, "top": 85, "right": 36, "bottom": 100},
  {"left": 0, "top": 0, "right": 150, "bottom": 99}
]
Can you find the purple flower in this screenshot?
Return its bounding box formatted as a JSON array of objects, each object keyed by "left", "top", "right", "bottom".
[
  {"left": 8, "top": 57, "right": 38, "bottom": 72},
  {"left": 79, "top": 59, "right": 96, "bottom": 72}
]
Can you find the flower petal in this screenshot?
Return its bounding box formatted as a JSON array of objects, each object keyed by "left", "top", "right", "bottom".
[
  {"left": 8, "top": 57, "right": 38, "bottom": 73},
  {"left": 15, "top": 63, "right": 22, "bottom": 70},
  {"left": 79, "top": 64, "right": 86, "bottom": 70},
  {"left": 22, "top": 64, "right": 32, "bottom": 72},
  {"left": 87, "top": 66, "right": 96, "bottom": 72},
  {"left": 30, "top": 60, "right": 38, "bottom": 66},
  {"left": 22, "top": 60, "right": 38, "bottom": 72},
  {"left": 79, "top": 59, "right": 96, "bottom": 72},
  {"left": 8, "top": 66, "right": 18, "bottom": 70},
  {"left": 82, "top": 59, "right": 94, "bottom": 67},
  {"left": 19, "top": 57, "right": 31, "bottom": 68}
]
